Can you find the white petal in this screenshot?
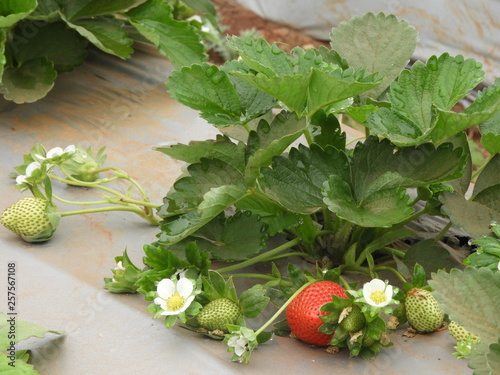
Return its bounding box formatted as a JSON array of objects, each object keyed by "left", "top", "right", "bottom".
[
  {"left": 362, "top": 282, "right": 372, "bottom": 299},
  {"left": 176, "top": 278, "right": 194, "bottom": 298},
  {"left": 234, "top": 344, "right": 246, "bottom": 357},
  {"left": 154, "top": 297, "right": 165, "bottom": 306},
  {"left": 34, "top": 154, "right": 46, "bottom": 161},
  {"left": 498, "top": 261, "right": 500, "bottom": 271},
  {"left": 26, "top": 162, "right": 41, "bottom": 176},
  {"left": 369, "top": 279, "right": 386, "bottom": 291},
  {"left": 15, "top": 175, "right": 28, "bottom": 185},
  {"left": 227, "top": 336, "right": 239, "bottom": 347},
  {"left": 176, "top": 295, "right": 195, "bottom": 313},
  {"left": 46, "top": 147, "right": 63, "bottom": 158},
  {"left": 156, "top": 279, "right": 175, "bottom": 299},
  {"left": 236, "top": 337, "right": 248, "bottom": 347},
  {"left": 64, "top": 145, "right": 76, "bottom": 153},
  {"left": 384, "top": 284, "right": 394, "bottom": 300},
  {"left": 114, "top": 261, "right": 125, "bottom": 271}
]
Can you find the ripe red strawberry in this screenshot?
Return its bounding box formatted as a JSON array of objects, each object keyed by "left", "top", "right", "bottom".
[{"left": 286, "top": 281, "right": 347, "bottom": 346}]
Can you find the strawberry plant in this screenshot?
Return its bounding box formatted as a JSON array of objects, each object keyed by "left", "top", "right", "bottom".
[
  {"left": 0, "top": 0, "right": 226, "bottom": 103},
  {"left": 2, "top": 10, "right": 499, "bottom": 368}
]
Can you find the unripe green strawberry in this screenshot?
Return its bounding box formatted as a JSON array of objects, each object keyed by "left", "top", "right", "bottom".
[
  {"left": 448, "top": 321, "right": 478, "bottom": 342},
  {"left": 340, "top": 304, "right": 366, "bottom": 332},
  {"left": 197, "top": 298, "right": 241, "bottom": 332},
  {"left": 1, "top": 197, "right": 60, "bottom": 242},
  {"left": 405, "top": 288, "right": 444, "bottom": 333}
]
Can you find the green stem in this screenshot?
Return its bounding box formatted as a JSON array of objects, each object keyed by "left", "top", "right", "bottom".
[
  {"left": 339, "top": 263, "right": 371, "bottom": 276},
  {"left": 53, "top": 195, "right": 109, "bottom": 206},
  {"left": 433, "top": 221, "right": 453, "bottom": 244},
  {"left": 322, "top": 205, "right": 334, "bottom": 232},
  {"left": 365, "top": 126, "right": 370, "bottom": 139},
  {"left": 373, "top": 266, "right": 407, "bottom": 284},
  {"left": 60, "top": 206, "right": 160, "bottom": 225},
  {"left": 255, "top": 279, "right": 316, "bottom": 336},
  {"left": 377, "top": 247, "right": 406, "bottom": 259},
  {"left": 471, "top": 153, "right": 495, "bottom": 182},
  {"left": 345, "top": 136, "right": 365, "bottom": 147},
  {"left": 338, "top": 275, "right": 351, "bottom": 291},
  {"left": 49, "top": 174, "right": 125, "bottom": 198},
  {"left": 304, "top": 127, "right": 314, "bottom": 146},
  {"left": 265, "top": 252, "right": 316, "bottom": 262},
  {"left": 216, "top": 237, "right": 302, "bottom": 274}
]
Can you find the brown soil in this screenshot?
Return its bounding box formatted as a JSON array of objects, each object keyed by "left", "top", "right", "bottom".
[{"left": 212, "top": 0, "right": 329, "bottom": 52}]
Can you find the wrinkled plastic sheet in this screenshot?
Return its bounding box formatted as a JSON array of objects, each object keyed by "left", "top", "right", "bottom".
[
  {"left": 0, "top": 44, "right": 472, "bottom": 374},
  {"left": 235, "top": 0, "right": 499, "bottom": 85}
]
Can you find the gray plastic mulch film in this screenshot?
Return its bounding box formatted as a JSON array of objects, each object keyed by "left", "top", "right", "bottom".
[{"left": 0, "top": 44, "right": 472, "bottom": 374}]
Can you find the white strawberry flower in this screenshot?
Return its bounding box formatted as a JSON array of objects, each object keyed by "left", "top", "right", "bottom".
[
  {"left": 35, "top": 145, "right": 76, "bottom": 161},
  {"left": 154, "top": 278, "right": 195, "bottom": 316},
  {"left": 363, "top": 279, "right": 393, "bottom": 307},
  {"left": 227, "top": 335, "right": 249, "bottom": 357},
  {"left": 26, "top": 161, "right": 42, "bottom": 176}
]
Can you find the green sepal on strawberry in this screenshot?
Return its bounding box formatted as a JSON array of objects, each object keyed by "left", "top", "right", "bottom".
[
  {"left": 286, "top": 281, "right": 347, "bottom": 346},
  {"left": 0, "top": 197, "right": 60, "bottom": 242}
]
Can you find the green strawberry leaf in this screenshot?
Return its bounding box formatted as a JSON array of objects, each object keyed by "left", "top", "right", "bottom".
[
  {"left": 10, "top": 21, "right": 88, "bottom": 73},
  {"left": 239, "top": 285, "right": 270, "bottom": 319},
  {"left": 329, "top": 12, "right": 418, "bottom": 101},
  {"left": 0, "top": 0, "right": 36, "bottom": 27},
  {"left": 161, "top": 157, "right": 244, "bottom": 215},
  {"left": 259, "top": 144, "right": 350, "bottom": 214},
  {"left": 168, "top": 212, "right": 267, "bottom": 262},
  {"left": 403, "top": 239, "right": 455, "bottom": 277},
  {"left": 226, "top": 35, "right": 295, "bottom": 77},
  {"left": 429, "top": 267, "right": 500, "bottom": 346},
  {"left": 310, "top": 110, "right": 346, "bottom": 150},
  {"left": 126, "top": 0, "right": 206, "bottom": 68},
  {"left": 233, "top": 67, "right": 380, "bottom": 118},
  {"left": 158, "top": 185, "right": 249, "bottom": 245},
  {"left": 57, "top": 0, "right": 147, "bottom": 20},
  {"left": 222, "top": 60, "right": 277, "bottom": 120},
  {"left": 0, "top": 353, "right": 38, "bottom": 375},
  {"left": 142, "top": 243, "right": 189, "bottom": 271},
  {"left": 472, "top": 154, "right": 500, "bottom": 199},
  {"left": 323, "top": 175, "right": 413, "bottom": 227},
  {"left": 366, "top": 53, "right": 492, "bottom": 146},
  {"left": 155, "top": 135, "right": 246, "bottom": 173},
  {"left": 64, "top": 17, "right": 133, "bottom": 59},
  {"left": 444, "top": 132, "right": 473, "bottom": 196},
  {"left": 0, "top": 313, "right": 62, "bottom": 351},
  {"left": 479, "top": 107, "right": 500, "bottom": 154},
  {"left": 245, "top": 111, "right": 307, "bottom": 185},
  {"left": 0, "top": 57, "right": 57, "bottom": 104},
  {"left": 166, "top": 64, "right": 247, "bottom": 127},
  {"left": 440, "top": 191, "right": 500, "bottom": 237}
]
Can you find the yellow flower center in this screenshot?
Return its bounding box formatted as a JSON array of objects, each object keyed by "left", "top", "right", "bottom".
[
  {"left": 167, "top": 293, "right": 185, "bottom": 311},
  {"left": 370, "top": 291, "right": 387, "bottom": 305}
]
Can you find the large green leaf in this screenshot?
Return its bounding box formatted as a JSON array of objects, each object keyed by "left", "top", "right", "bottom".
[
  {"left": 127, "top": 0, "right": 206, "bottom": 68},
  {"left": 57, "top": 0, "right": 148, "bottom": 20},
  {"left": 0, "top": 354, "right": 38, "bottom": 375},
  {"left": 169, "top": 212, "right": 267, "bottom": 262},
  {"left": 440, "top": 191, "right": 500, "bottom": 237},
  {"left": 329, "top": 12, "right": 418, "bottom": 101},
  {"left": 29, "top": 0, "right": 61, "bottom": 20},
  {"left": 158, "top": 185, "right": 248, "bottom": 245},
  {"left": 167, "top": 63, "right": 254, "bottom": 126},
  {"left": 245, "top": 111, "right": 307, "bottom": 184},
  {"left": 0, "top": 0, "right": 36, "bottom": 27},
  {"left": 64, "top": 17, "right": 133, "bottom": 59},
  {"left": 227, "top": 35, "right": 295, "bottom": 77},
  {"left": 473, "top": 154, "right": 500, "bottom": 199},
  {"left": 155, "top": 135, "right": 246, "bottom": 173},
  {"left": 366, "top": 53, "right": 493, "bottom": 146},
  {"left": 323, "top": 174, "right": 413, "bottom": 227},
  {"left": 259, "top": 144, "right": 350, "bottom": 214},
  {"left": 480, "top": 110, "right": 500, "bottom": 155},
  {"left": 222, "top": 60, "right": 276, "bottom": 121},
  {"left": 0, "top": 313, "right": 62, "bottom": 351},
  {"left": 233, "top": 67, "right": 380, "bottom": 117},
  {"left": 429, "top": 268, "right": 500, "bottom": 345},
  {"left": 0, "top": 57, "right": 57, "bottom": 103},
  {"left": 11, "top": 21, "right": 88, "bottom": 73},
  {"left": 161, "top": 158, "right": 244, "bottom": 215},
  {"left": 182, "top": 0, "right": 218, "bottom": 28}
]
